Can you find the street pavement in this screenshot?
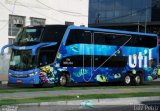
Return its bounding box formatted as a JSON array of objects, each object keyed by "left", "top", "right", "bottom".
[
  {"left": 0, "top": 87, "right": 160, "bottom": 100},
  {"left": 0, "top": 105, "right": 142, "bottom": 111},
  {"left": 0, "top": 97, "right": 160, "bottom": 111},
  {"left": 0, "top": 78, "right": 160, "bottom": 100},
  {"left": 1, "top": 105, "right": 159, "bottom": 111}
]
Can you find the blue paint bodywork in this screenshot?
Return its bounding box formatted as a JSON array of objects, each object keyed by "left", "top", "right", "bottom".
[
  {"left": 8, "top": 69, "right": 40, "bottom": 84},
  {"left": 5, "top": 25, "right": 159, "bottom": 85}
]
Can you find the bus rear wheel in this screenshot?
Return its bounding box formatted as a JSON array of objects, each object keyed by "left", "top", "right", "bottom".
[
  {"left": 123, "top": 74, "right": 132, "bottom": 86},
  {"left": 133, "top": 74, "right": 143, "bottom": 85}
]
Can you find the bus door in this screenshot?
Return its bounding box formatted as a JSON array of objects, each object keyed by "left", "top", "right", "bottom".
[
  {"left": 92, "top": 32, "right": 108, "bottom": 71},
  {"left": 82, "top": 31, "right": 93, "bottom": 82}
]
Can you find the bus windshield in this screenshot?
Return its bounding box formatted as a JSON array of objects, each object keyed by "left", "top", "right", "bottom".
[
  {"left": 15, "top": 27, "right": 44, "bottom": 44},
  {"left": 9, "top": 50, "right": 36, "bottom": 71}
]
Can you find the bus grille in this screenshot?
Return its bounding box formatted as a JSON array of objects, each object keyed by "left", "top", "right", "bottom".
[{"left": 11, "top": 74, "right": 28, "bottom": 78}]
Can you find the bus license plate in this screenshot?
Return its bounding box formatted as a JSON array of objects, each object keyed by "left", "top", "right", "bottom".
[{"left": 16, "top": 80, "right": 22, "bottom": 83}]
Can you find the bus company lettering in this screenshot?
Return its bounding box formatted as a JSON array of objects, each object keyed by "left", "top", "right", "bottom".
[{"left": 129, "top": 49, "right": 152, "bottom": 68}]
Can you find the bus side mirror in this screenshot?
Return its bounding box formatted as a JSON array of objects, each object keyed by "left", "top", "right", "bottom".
[{"left": 1, "top": 44, "right": 13, "bottom": 56}]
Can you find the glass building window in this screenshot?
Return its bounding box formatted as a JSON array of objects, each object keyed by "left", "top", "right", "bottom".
[
  {"left": 8, "top": 15, "right": 25, "bottom": 36},
  {"left": 89, "top": 0, "right": 152, "bottom": 24},
  {"left": 152, "top": 0, "right": 160, "bottom": 21},
  {"left": 30, "top": 17, "right": 46, "bottom": 26}
]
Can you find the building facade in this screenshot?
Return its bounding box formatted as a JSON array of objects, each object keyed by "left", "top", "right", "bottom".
[
  {"left": 0, "top": 0, "right": 89, "bottom": 54},
  {"left": 89, "top": 0, "right": 160, "bottom": 34},
  {"left": 0, "top": 0, "right": 88, "bottom": 81}
]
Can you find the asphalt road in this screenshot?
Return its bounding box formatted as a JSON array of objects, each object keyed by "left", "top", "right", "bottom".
[
  {"left": 0, "top": 105, "right": 139, "bottom": 111},
  {"left": 1, "top": 104, "right": 160, "bottom": 111}
]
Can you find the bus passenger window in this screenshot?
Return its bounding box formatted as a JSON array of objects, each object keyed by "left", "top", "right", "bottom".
[{"left": 66, "top": 29, "right": 91, "bottom": 46}]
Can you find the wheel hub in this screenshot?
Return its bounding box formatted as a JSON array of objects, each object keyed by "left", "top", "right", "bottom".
[
  {"left": 135, "top": 75, "right": 141, "bottom": 84},
  {"left": 60, "top": 76, "right": 67, "bottom": 86},
  {"left": 125, "top": 76, "right": 131, "bottom": 84}
]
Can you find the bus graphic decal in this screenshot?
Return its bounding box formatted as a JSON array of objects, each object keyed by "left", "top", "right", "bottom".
[
  {"left": 1, "top": 25, "right": 158, "bottom": 87},
  {"left": 129, "top": 49, "right": 153, "bottom": 68}
]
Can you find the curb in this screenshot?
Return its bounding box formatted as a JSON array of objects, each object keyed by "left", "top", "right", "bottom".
[{"left": 18, "top": 96, "right": 160, "bottom": 106}]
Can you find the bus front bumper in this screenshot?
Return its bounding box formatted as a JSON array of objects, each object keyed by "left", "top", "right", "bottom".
[{"left": 8, "top": 74, "right": 40, "bottom": 85}]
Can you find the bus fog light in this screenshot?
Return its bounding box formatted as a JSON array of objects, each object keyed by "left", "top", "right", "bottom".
[{"left": 35, "top": 72, "right": 39, "bottom": 74}]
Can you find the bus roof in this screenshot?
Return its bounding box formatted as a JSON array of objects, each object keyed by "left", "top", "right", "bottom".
[
  {"left": 26, "top": 25, "right": 157, "bottom": 37},
  {"left": 68, "top": 25, "right": 157, "bottom": 37}
]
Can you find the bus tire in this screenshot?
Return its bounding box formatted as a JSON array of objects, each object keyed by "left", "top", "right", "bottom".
[
  {"left": 123, "top": 74, "right": 132, "bottom": 86},
  {"left": 133, "top": 74, "right": 143, "bottom": 85},
  {"left": 58, "top": 73, "right": 69, "bottom": 86},
  {"left": 99, "top": 82, "right": 106, "bottom": 86},
  {"left": 33, "top": 84, "right": 43, "bottom": 88}
]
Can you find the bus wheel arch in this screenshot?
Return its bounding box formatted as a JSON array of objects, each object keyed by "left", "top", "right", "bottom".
[{"left": 58, "top": 71, "right": 70, "bottom": 86}]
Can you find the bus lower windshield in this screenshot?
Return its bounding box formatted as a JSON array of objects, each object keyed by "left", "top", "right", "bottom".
[{"left": 9, "top": 50, "right": 36, "bottom": 71}]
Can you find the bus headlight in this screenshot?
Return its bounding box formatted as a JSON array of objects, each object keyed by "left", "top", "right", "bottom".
[
  {"left": 28, "top": 73, "right": 35, "bottom": 77},
  {"left": 8, "top": 73, "right": 12, "bottom": 76},
  {"left": 28, "top": 72, "right": 39, "bottom": 77}
]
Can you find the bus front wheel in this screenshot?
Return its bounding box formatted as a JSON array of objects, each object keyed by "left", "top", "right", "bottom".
[
  {"left": 33, "top": 84, "right": 43, "bottom": 88},
  {"left": 133, "top": 74, "right": 143, "bottom": 85},
  {"left": 58, "top": 74, "right": 69, "bottom": 86}
]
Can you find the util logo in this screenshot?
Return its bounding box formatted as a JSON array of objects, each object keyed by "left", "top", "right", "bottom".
[{"left": 129, "top": 49, "right": 152, "bottom": 68}]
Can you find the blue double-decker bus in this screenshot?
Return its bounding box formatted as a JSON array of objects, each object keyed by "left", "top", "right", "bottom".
[{"left": 1, "top": 25, "right": 159, "bottom": 87}]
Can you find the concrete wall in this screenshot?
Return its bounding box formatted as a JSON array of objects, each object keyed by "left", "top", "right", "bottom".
[
  {"left": 0, "top": 0, "right": 89, "bottom": 81},
  {"left": 0, "top": 55, "right": 10, "bottom": 81}
]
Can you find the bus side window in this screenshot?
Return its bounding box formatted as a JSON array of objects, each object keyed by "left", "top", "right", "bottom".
[
  {"left": 93, "top": 32, "right": 107, "bottom": 45},
  {"left": 104, "top": 34, "right": 112, "bottom": 44},
  {"left": 41, "top": 55, "right": 47, "bottom": 65},
  {"left": 82, "top": 31, "right": 92, "bottom": 43},
  {"left": 130, "top": 35, "right": 157, "bottom": 48},
  {"left": 38, "top": 50, "right": 46, "bottom": 67},
  {"left": 38, "top": 47, "right": 56, "bottom": 67},
  {"left": 42, "top": 26, "right": 67, "bottom": 43},
  {"left": 112, "top": 34, "right": 131, "bottom": 46},
  {"left": 66, "top": 29, "right": 91, "bottom": 46},
  {"left": 65, "top": 29, "right": 79, "bottom": 46}
]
